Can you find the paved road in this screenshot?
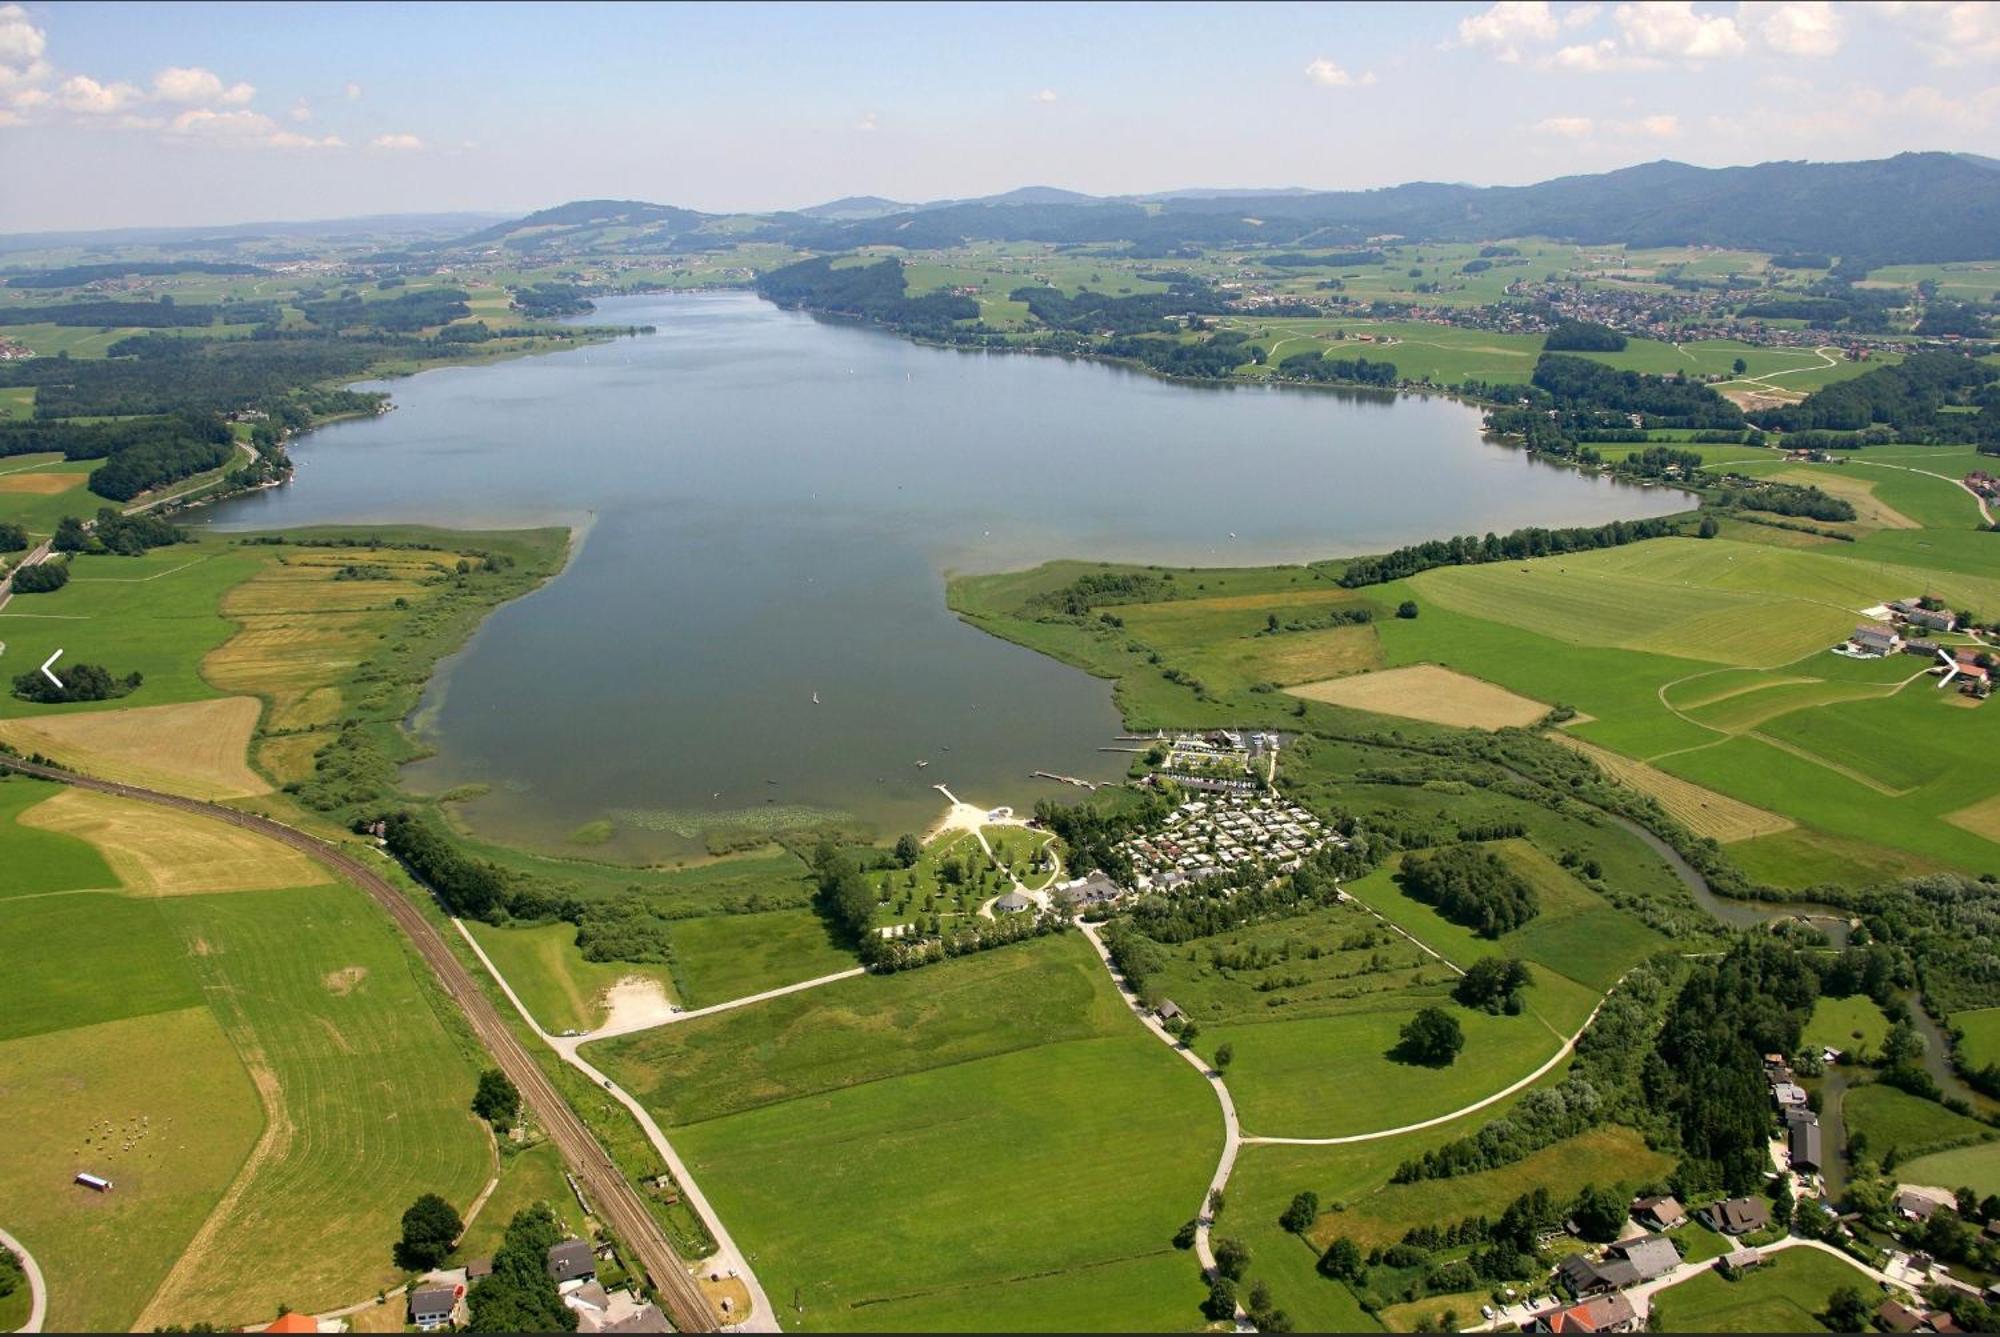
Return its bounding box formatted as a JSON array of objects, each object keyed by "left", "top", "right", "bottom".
[
  {"left": 1077, "top": 921, "right": 1245, "bottom": 1316},
  {"left": 0, "top": 539, "right": 53, "bottom": 614},
  {"left": 0, "top": 758, "right": 720, "bottom": 1333},
  {"left": 0, "top": 1225, "right": 46, "bottom": 1333}
]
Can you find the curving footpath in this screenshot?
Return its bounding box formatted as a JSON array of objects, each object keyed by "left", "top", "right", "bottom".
[
  {"left": 0, "top": 759, "right": 722, "bottom": 1334},
  {"left": 0, "top": 1226, "right": 45, "bottom": 1334},
  {"left": 453, "top": 919, "right": 819, "bottom": 1333}
]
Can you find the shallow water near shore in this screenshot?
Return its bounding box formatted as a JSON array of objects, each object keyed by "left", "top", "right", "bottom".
[{"left": 202, "top": 291, "right": 1685, "bottom": 861}]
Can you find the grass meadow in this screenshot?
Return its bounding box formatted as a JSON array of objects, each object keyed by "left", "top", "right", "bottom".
[
  {"left": 1802, "top": 995, "right": 1892, "bottom": 1060},
  {"left": 467, "top": 918, "right": 679, "bottom": 1035},
  {"left": 1954, "top": 1008, "right": 2000, "bottom": 1070},
  {"left": 1647, "top": 1246, "right": 1862, "bottom": 1333},
  {"left": 1843, "top": 1082, "right": 1994, "bottom": 1163},
  {"left": 1898, "top": 1141, "right": 2000, "bottom": 1198},
  {"left": 594, "top": 934, "right": 1219, "bottom": 1331}
]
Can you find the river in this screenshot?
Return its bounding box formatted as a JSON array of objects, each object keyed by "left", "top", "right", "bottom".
[{"left": 200, "top": 291, "right": 1686, "bottom": 861}]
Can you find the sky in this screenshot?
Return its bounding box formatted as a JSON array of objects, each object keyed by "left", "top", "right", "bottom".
[{"left": 0, "top": 0, "right": 1995, "bottom": 234}]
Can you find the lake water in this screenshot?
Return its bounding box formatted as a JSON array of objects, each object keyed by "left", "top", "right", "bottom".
[{"left": 203, "top": 292, "right": 1686, "bottom": 861}]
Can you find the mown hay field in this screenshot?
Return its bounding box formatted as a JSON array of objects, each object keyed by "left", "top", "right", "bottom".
[
  {"left": 1287, "top": 663, "right": 1547, "bottom": 728},
  {"left": 0, "top": 697, "right": 267, "bottom": 800},
  {"left": 18, "top": 786, "right": 322, "bottom": 894},
  {"left": 1553, "top": 733, "right": 1794, "bottom": 842}
]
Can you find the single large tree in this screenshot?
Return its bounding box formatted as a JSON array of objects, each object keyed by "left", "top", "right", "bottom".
[
  {"left": 397, "top": 1192, "right": 463, "bottom": 1270},
  {"left": 1397, "top": 1007, "right": 1465, "bottom": 1067},
  {"left": 473, "top": 1068, "right": 521, "bottom": 1128}
]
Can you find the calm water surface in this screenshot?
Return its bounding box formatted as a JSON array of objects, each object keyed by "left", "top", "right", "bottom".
[{"left": 204, "top": 292, "right": 1685, "bottom": 860}]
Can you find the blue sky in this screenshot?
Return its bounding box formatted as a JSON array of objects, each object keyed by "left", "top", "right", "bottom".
[{"left": 0, "top": 1, "right": 1995, "bottom": 232}]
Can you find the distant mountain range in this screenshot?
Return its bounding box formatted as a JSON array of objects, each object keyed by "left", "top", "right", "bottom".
[
  {"left": 448, "top": 153, "right": 1998, "bottom": 266},
  {"left": 7, "top": 152, "right": 1997, "bottom": 266}
]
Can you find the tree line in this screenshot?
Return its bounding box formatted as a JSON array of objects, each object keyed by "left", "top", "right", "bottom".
[
  {"left": 1396, "top": 843, "right": 1540, "bottom": 938},
  {"left": 1336, "top": 516, "right": 1683, "bottom": 587}
]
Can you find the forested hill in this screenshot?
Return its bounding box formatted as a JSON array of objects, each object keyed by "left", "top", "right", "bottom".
[
  {"left": 467, "top": 151, "right": 1998, "bottom": 266},
  {"left": 786, "top": 153, "right": 1999, "bottom": 263}
]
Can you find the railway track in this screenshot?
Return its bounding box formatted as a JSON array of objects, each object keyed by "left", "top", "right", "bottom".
[{"left": 4, "top": 758, "right": 720, "bottom": 1333}]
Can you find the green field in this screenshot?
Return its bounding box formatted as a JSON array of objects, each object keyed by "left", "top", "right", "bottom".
[
  {"left": 1955, "top": 1008, "right": 2000, "bottom": 1070},
  {"left": 597, "top": 934, "right": 1220, "bottom": 1331},
  {"left": 454, "top": 1140, "right": 588, "bottom": 1262},
  {"left": 467, "top": 918, "right": 678, "bottom": 1034},
  {"left": 0, "top": 539, "right": 266, "bottom": 721},
  {"left": 1897, "top": 1141, "right": 2000, "bottom": 1198},
  {"left": 1843, "top": 1082, "right": 1994, "bottom": 1163},
  {"left": 0, "top": 453, "right": 100, "bottom": 537},
  {"left": 1802, "top": 995, "right": 1892, "bottom": 1060},
  {"left": 666, "top": 906, "right": 858, "bottom": 1007},
  {"left": 1648, "top": 1246, "right": 1869, "bottom": 1333},
  {"left": 0, "top": 775, "right": 116, "bottom": 895}
]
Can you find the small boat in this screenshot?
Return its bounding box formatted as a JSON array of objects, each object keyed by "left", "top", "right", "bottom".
[
  {"left": 812, "top": 691, "right": 820, "bottom": 705},
  {"left": 915, "top": 760, "right": 929, "bottom": 768}
]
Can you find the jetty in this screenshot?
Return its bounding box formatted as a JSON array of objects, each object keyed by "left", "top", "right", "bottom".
[{"left": 1032, "top": 771, "right": 1098, "bottom": 790}]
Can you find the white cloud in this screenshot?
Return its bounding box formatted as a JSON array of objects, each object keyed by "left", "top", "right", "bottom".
[
  {"left": 1613, "top": 1, "right": 1746, "bottom": 60},
  {"left": 1533, "top": 114, "right": 1596, "bottom": 136},
  {"left": 1873, "top": 1, "right": 2000, "bottom": 65},
  {"left": 1457, "top": 1, "right": 1560, "bottom": 60},
  {"left": 0, "top": 3, "right": 49, "bottom": 91},
  {"left": 855, "top": 111, "right": 878, "bottom": 131},
  {"left": 1742, "top": 1, "right": 1843, "bottom": 57},
  {"left": 268, "top": 129, "right": 343, "bottom": 149},
  {"left": 369, "top": 131, "right": 422, "bottom": 150},
  {"left": 1625, "top": 112, "right": 1682, "bottom": 136},
  {"left": 152, "top": 65, "right": 255, "bottom": 106},
  {"left": 289, "top": 97, "right": 311, "bottom": 122},
  {"left": 343, "top": 80, "right": 362, "bottom": 99},
  {"left": 1563, "top": 3, "right": 1604, "bottom": 25},
  {"left": 1304, "top": 56, "right": 1376, "bottom": 86},
  {"left": 163, "top": 106, "right": 340, "bottom": 149},
  {"left": 1031, "top": 88, "right": 1058, "bottom": 103},
  {"left": 59, "top": 74, "right": 142, "bottom": 114},
  {"left": 1546, "top": 38, "right": 1631, "bottom": 69}
]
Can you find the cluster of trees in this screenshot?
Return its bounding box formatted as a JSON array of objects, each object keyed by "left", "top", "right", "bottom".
[
  {"left": 1033, "top": 790, "right": 1174, "bottom": 888},
  {"left": 1395, "top": 1005, "right": 1466, "bottom": 1066},
  {"left": 1530, "top": 353, "right": 1746, "bottom": 429},
  {"left": 756, "top": 256, "right": 977, "bottom": 335},
  {"left": 12, "top": 660, "right": 141, "bottom": 704},
  {"left": 1264, "top": 249, "right": 1384, "bottom": 268},
  {"left": 471, "top": 1068, "right": 520, "bottom": 1129},
  {"left": 1653, "top": 940, "right": 1819, "bottom": 1195},
  {"left": 1396, "top": 843, "right": 1540, "bottom": 938},
  {"left": 301, "top": 287, "right": 472, "bottom": 332},
  {"left": 868, "top": 904, "right": 1069, "bottom": 972},
  {"left": 1320, "top": 1184, "right": 1572, "bottom": 1309},
  {"left": 0, "top": 335, "right": 385, "bottom": 418},
  {"left": 1391, "top": 1076, "right": 1603, "bottom": 1182},
  {"left": 1542, "top": 320, "right": 1627, "bottom": 352},
  {"left": 0, "top": 298, "right": 277, "bottom": 328},
  {"left": 1613, "top": 445, "right": 1706, "bottom": 479},
  {"left": 1337, "top": 516, "right": 1682, "bottom": 587},
  {"left": 1913, "top": 300, "right": 1994, "bottom": 339},
  {"left": 1259, "top": 605, "right": 1373, "bottom": 636},
  {"left": 466, "top": 1205, "right": 577, "bottom": 1332},
  {"left": 1013, "top": 282, "right": 1230, "bottom": 334},
  {"left": 55, "top": 508, "right": 186, "bottom": 555},
  {"left": 1027, "top": 568, "right": 1175, "bottom": 618},
  {"left": 574, "top": 895, "right": 676, "bottom": 963},
  {"left": 1453, "top": 955, "right": 1532, "bottom": 1014},
  {"left": 382, "top": 811, "right": 526, "bottom": 922},
  {"left": 6, "top": 561, "right": 67, "bottom": 594},
  {"left": 1271, "top": 351, "right": 1398, "bottom": 386},
  {"left": 511, "top": 282, "right": 596, "bottom": 317},
  {"left": 1100, "top": 331, "right": 1261, "bottom": 380},
  {"left": 0, "top": 522, "right": 23, "bottom": 552},
  {"left": 8, "top": 259, "right": 266, "bottom": 288},
  {"left": 395, "top": 1192, "right": 464, "bottom": 1270},
  {"left": 1720, "top": 480, "right": 1857, "bottom": 522},
  {"left": 1753, "top": 351, "right": 1998, "bottom": 439},
  {"left": 0, "top": 411, "right": 236, "bottom": 502}
]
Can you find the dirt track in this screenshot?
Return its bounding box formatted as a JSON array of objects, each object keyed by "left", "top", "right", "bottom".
[{"left": 4, "top": 757, "right": 719, "bottom": 1333}]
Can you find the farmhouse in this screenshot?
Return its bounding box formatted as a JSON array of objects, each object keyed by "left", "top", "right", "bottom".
[
  {"left": 409, "top": 1284, "right": 463, "bottom": 1331},
  {"left": 1789, "top": 1115, "right": 1824, "bottom": 1172},
  {"left": 1058, "top": 869, "right": 1122, "bottom": 910},
  {"left": 1557, "top": 1253, "right": 1637, "bottom": 1296},
  {"left": 1891, "top": 600, "right": 1957, "bottom": 633},
  {"left": 1631, "top": 1194, "right": 1687, "bottom": 1232},
  {"left": 547, "top": 1237, "right": 598, "bottom": 1287},
  {"left": 1534, "top": 1291, "right": 1638, "bottom": 1334},
  {"left": 1771, "top": 1081, "right": 1808, "bottom": 1110},
  {"left": 564, "top": 1280, "right": 671, "bottom": 1334},
  {"left": 1155, "top": 999, "right": 1185, "bottom": 1024},
  {"left": 1897, "top": 1188, "right": 1949, "bottom": 1223},
  {"left": 1849, "top": 625, "right": 1903, "bottom": 657},
  {"left": 1700, "top": 1196, "right": 1771, "bottom": 1235},
  {"left": 1723, "top": 1246, "right": 1763, "bottom": 1270},
  {"left": 1603, "top": 1233, "right": 1680, "bottom": 1282},
  {"left": 257, "top": 1315, "right": 321, "bottom": 1335}
]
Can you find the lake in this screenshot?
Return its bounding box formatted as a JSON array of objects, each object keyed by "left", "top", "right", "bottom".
[{"left": 203, "top": 291, "right": 1686, "bottom": 861}]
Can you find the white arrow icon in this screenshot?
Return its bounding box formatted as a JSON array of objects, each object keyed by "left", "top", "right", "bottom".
[{"left": 40, "top": 649, "right": 62, "bottom": 689}]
